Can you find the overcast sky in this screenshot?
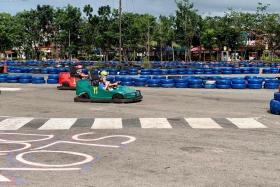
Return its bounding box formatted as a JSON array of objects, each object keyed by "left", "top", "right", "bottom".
[{"left": 0, "top": 0, "right": 279, "bottom": 16}]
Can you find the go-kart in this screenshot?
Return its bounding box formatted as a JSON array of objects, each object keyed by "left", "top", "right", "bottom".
[
  {"left": 74, "top": 79, "right": 143, "bottom": 103},
  {"left": 57, "top": 72, "right": 77, "bottom": 90}
]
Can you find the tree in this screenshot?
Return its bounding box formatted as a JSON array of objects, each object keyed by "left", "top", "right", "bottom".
[{"left": 175, "top": 0, "right": 202, "bottom": 61}]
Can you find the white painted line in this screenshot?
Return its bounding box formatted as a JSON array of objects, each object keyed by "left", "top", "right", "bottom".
[
  {"left": 0, "top": 133, "right": 54, "bottom": 143},
  {"left": 92, "top": 118, "right": 122, "bottom": 129},
  {"left": 140, "top": 118, "right": 172, "bottom": 129},
  {"left": 72, "top": 132, "right": 136, "bottom": 144},
  {"left": 39, "top": 118, "right": 77, "bottom": 130},
  {"left": 185, "top": 118, "right": 223, "bottom": 129},
  {"left": 0, "top": 118, "right": 34, "bottom": 130},
  {"left": 16, "top": 150, "right": 94, "bottom": 168},
  {"left": 0, "top": 87, "right": 21, "bottom": 91},
  {"left": 227, "top": 118, "right": 267, "bottom": 129},
  {"left": 0, "top": 168, "right": 80, "bottom": 171},
  {"left": 0, "top": 174, "right": 11, "bottom": 182}
]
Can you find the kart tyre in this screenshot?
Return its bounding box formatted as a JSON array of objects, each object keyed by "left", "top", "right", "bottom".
[
  {"left": 74, "top": 93, "right": 91, "bottom": 102},
  {"left": 32, "top": 77, "right": 44, "bottom": 81},
  {"left": 7, "top": 75, "right": 18, "bottom": 80}
]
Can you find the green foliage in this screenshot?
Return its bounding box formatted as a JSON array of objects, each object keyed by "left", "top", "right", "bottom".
[{"left": 0, "top": 2, "right": 280, "bottom": 61}]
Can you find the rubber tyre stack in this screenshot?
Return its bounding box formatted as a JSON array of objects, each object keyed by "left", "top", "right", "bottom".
[
  {"left": 216, "top": 79, "right": 231, "bottom": 89},
  {"left": 161, "top": 79, "right": 174, "bottom": 88},
  {"left": 247, "top": 79, "right": 263, "bottom": 89},
  {"left": 188, "top": 79, "right": 203, "bottom": 88},
  {"left": 147, "top": 79, "right": 160, "bottom": 87},
  {"left": 19, "top": 74, "right": 32, "bottom": 84},
  {"left": 32, "top": 77, "right": 46, "bottom": 84},
  {"left": 6, "top": 75, "right": 19, "bottom": 83},
  {"left": 270, "top": 99, "right": 280, "bottom": 115},
  {"left": 231, "top": 78, "right": 246, "bottom": 89},
  {"left": 0, "top": 74, "right": 8, "bottom": 83},
  {"left": 264, "top": 79, "right": 279, "bottom": 89}
]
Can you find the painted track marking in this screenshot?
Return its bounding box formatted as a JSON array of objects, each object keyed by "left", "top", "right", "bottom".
[
  {"left": 185, "top": 118, "right": 223, "bottom": 129},
  {"left": 39, "top": 118, "right": 77, "bottom": 130},
  {"left": 140, "top": 118, "right": 172, "bottom": 129},
  {"left": 0, "top": 174, "right": 10, "bottom": 182},
  {"left": 0, "top": 118, "right": 34, "bottom": 130},
  {"left": 92, "top": 118, "right": 122, "bottom": 129},
  {"left": 227, "top": 118, "right": 267, "bottom": 129}
]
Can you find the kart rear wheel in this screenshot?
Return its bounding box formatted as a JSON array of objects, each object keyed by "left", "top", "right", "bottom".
[
  {"left": 74, "top": 93, "right": 91, "bottom": 102},
  {"left": 62, "top": 82, "right": 70, "bottom": 87}
]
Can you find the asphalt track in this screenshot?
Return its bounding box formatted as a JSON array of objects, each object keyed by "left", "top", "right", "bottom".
[{"left": 0, "top": 83, "right": 279, "bottom": 187}]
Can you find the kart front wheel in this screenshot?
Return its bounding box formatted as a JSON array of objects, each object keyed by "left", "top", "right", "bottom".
[{"left": 112, "top": 94, "right": 124, "bottom": 103}]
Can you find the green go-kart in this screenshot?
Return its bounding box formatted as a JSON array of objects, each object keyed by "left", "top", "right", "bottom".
[{"left": 74, "top": 79, "right": 143, "bottom": 103}]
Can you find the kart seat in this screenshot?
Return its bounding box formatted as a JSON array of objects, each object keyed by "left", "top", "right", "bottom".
[{"left": 90, "top": 70, "right": 100, "bottom": 87}]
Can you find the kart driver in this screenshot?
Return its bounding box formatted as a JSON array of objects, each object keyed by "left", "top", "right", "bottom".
[
  {"left": 99, "top": 71, "right": 120, "bottom": 91},
  {"left": 70, "top": 65, "right": 88, "bottom": 79}
]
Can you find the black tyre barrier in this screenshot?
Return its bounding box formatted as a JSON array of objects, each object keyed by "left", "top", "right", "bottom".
[
  {"left": 7, "top": 79, "right": 18, "bottom": 83},
  {"left": 274, "top": 92, "right": 280, "bottom": 101},
  {"left": 47, "top": 79, "right": 58, "bottom": 84},
  {"left": 248, "top": 84, "right": 263, "bottom": 89},
  {"left": 0, "top": 78, "right": 7, "bottom": 83},
  {"left": 189, "top": 84, "right": 203, "bottom": 88},
  {"left": 175, "top": 83, "right": 188, "bottom": 88},
  {"left": 231, "top": 84, "right": 247, "bottom": 89},
  {"left": 204, "top": 84, "right": 216, "bottom": 89},
  {"left": 32, "top": 80, "right": 46, "bottom": 84},
  {"left": 270, "top": 99, "right": 280, "bottom": 115},
  {"left": 19, "top": 79, "right": 32, "bottom": 84},
  {"left": 264, "top": 83, "right": 279, "bottom": 89},
  {"left": 216, "top": 84, "right": 231, "bottom": 89}
]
